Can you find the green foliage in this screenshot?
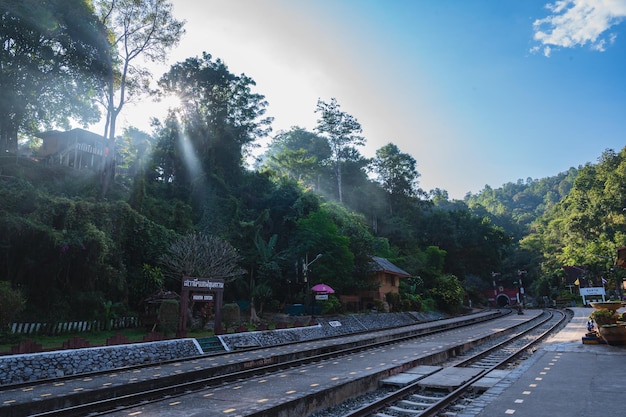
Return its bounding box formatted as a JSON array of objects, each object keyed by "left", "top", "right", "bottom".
[
  {"left": 315, "top": 97, "right": 365, "bottom": 203},
  {"left": 128, "top": 264, "right": 165, "bottom": 309},
  {"left": 589, "top": 309, "right": 618, "bottom": 326},
  {"left": 466, "top": 171, "right": 576, "bottom": 239},
  {"left": 157, "top": 299, "right": 179, "bottom": 336},
  {"left": 259, "top": 127, "right": 332, "bottom": 190},
  {"left": 221, "top": 303, "right": 241, "bottom": 330},
  {"left": 158, "top": 52, "right": 272, "bottom": 185},
  {"left": 0, "top": 281, "right": 25, "bottom": 331},
  {"left": 428, "top": 274, "right": 464, "bottom": 314},
  {"left": 318, "top": 295, "right": 341, "bottom": 314},
  {"left": 372, "top": 143, "right": 421, "bottom": 215},
  {"left": 252, "top": 284, "right": 273, "bottom": 315},
  {"left": 384, "top": 292, "right": 401, "bottom": 312},
  {"left": 0, "top": 0, "right": 108, "bottom": 153},
  {"left": 8, "top": 0, "right": 626, "bottom": 323},
  {"left": 291, "top": 207, "right": 355, "bottom": 293},
  {"left": 0, "top": 160, "right": 176, "bottom": 320},
  {"left": 420, "top": 297, "right": 437, "bottom": 312},
  {"left": 525, "top": 149, "right": 626, "bottom": 284},
  {"left": 101, "top": 300, "right": 124, "bottom": 331}
]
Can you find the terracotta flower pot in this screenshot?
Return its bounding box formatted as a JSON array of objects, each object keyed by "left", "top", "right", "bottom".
[{"left": 598, "top": 325, "right": 626, "bottom": 346}]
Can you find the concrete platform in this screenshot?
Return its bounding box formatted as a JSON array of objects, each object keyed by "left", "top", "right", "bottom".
[
  {"left": 379, "top": 365, "right": 442, "bottom": 387},
  {"left": 468, "top": 307, "right": 626, "bottom": 417},
  {"left": 417, "top": 366, "right": 484, "bottom": 390},
  {"left": 471, "top": 369, "right": 511, "bottom": 389}
]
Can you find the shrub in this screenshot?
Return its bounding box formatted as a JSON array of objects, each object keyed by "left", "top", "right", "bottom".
[
  {"left": 590, "top": 309, "right": 618, "bottom": 326},
  {"left": 318, "top": 295, "right": 341, "bottom": 314},
  {"left": 157, "top": 299, "right": 179, "bottom": 336},
  {"left": 0, "top": 281, "right": 25, "bottom": 331},
  {"left": 385, "top": 292, "right": 401, "bottom": 312},
  {"left": 373, "top": 299, "right": 385, "bottom": 312},
  {"left": 429, "top": 274, "right": 464, "bottom": 314},
  {"left": 222, "top": 303, "right": 241, "bottom": 331},
  {"left": 421, "top": 297, "right": 437, "bottom": 312}
]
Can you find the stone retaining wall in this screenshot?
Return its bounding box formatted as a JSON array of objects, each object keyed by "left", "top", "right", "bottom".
[
  {"left": 0, "top": 339, "right": 202, "bottom": 386},
  {"left": 218, "top": 311, "right": 445, "bottom": 351},
  {"left": 2, "top": 311, "right": 448, "bottom": 386}
]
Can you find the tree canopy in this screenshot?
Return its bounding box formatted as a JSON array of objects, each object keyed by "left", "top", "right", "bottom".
[
  {"left": 0, "top": 0, "right": 109, "bottom": 153},
  {"left": 5, "top": 2, "right": 625, "bottom": 323}
]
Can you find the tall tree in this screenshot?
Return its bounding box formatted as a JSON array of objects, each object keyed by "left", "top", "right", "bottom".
[
  {"left": 260, "top": 127, "right": 331, "bottom": 190},
  {"left": 158, "top": 52, "right": 272, "bottom": 183},
  {"left": 315, "top": 98, "right": 365, "bottom": 203},
  {"left": 527, "top": 148, "right": 626, "bottom": 285},
  {"left": 372, "top": 143, "right": 421, "bottom": 215},
  {"left": 95, "top": 0, "right": 185, "bottom": 196},
  {"left": 0, "top": 0, "right": 108, "bottom": 153}
]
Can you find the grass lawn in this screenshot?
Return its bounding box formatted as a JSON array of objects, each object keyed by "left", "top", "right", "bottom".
[{"left": 0, "top": 327, "right": 215, "bottom": 354}]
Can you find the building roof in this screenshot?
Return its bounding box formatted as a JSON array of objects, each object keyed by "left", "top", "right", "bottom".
[
  {"left": 36, "top": 128, "right": 107, "bottom": 146},
  {"left": 370, "top": 256, "right": 411, "bottom": 277}
]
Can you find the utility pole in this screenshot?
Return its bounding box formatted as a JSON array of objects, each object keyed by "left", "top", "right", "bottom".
[
  {"left": 517, "top": 270, "right": 527, "bottom": 310},
  {"left": 303, "top": 253, "right": 322, "bottom": 314}
]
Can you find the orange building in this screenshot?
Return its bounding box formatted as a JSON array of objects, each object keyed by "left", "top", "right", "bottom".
[{"left": 341, "top": 257, "right": 411, "bottom": 310}]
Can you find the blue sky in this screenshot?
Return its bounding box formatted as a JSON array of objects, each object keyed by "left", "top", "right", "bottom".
[{"left": 121, "top": 0, "right": 626, "bottom": 199}]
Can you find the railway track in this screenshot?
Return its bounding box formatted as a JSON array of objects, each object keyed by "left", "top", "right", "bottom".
[
  {"left": 336, "top": 309, "right": 569, "bottom": 417},
  {"left": 1, "top": 309, "right": 568, "bottom": 417}
]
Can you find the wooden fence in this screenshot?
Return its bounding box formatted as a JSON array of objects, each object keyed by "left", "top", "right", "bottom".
[{"left": 10, "top": 317, "right": 140, "bottom": 335}]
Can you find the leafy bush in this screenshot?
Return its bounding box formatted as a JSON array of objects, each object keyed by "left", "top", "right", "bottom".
[
  {"left": 318, "top": 295, "right": 341, "bottom": 314},
  {"left": 385, "top": 292, "right": 401, "bottom": 312},
  {"left": 0, "top": 281, "right": 25, "bottom": 331},
  {"left": 589, "top": 309, "right": 618, "bottom": 326},
  {"left": 429, "top": 274, "right": 464, "bottom": 314},
  {"left": 157, "top": 299, "right": 179, "bottom": 336},
  {"left": 222, "top": 303, "right": 241, "bottom": 330},
  {"left": 420, "top": 297, "right": 437, "bottom": 312}
]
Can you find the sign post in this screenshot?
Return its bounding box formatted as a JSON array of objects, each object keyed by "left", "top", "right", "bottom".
[
  {"left": 179, "top": 277, "right": 224, "bottom": 337},
  {"left": 580, "top": 287, "right": 606, "bottom": 306}
]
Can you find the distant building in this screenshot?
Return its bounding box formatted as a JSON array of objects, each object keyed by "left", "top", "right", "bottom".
[
  {"left": 340, "top": 256, "right": 411, "bottom": 310},
  {"left": 485, "top": 283, "right": 519, "bottom": 307},
  {"left": 368, "top": 256, "right": 411, "bottom": 299},
  {"left": 36, "top": 128, "right": 109, "bottom": 171}
]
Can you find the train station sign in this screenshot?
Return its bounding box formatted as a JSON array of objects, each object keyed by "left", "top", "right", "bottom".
[
  {"left": 580, "top": 286, "right": 606, "bottom": 305},
  {"left": 179, "top": 277, "right": 224, "bottom": 336},
  {"left": 183, "top": 278, "right": 224, "bottom": 290}
]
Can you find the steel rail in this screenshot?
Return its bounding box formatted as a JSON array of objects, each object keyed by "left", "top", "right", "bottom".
[
  {"left": 15, "top": 311, "right": 509, "bottom": 417},
  {"left": 0, "top": 308, "right": 502, "bottom": 393},
  {"left": 341, "top": 309, "right": 568, "bottom": 417}
]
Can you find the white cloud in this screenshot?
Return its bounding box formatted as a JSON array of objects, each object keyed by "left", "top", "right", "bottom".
[{"left": 532, "top": 0, "right": 626, "bottom": 56}]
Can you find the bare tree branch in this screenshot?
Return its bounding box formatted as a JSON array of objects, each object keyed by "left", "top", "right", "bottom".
[{"left": 160, "top": 233, "right": 246, "bottom": 283}]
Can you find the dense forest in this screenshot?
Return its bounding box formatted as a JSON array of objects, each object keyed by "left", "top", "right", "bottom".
[{"left": 1, "top": 0, "right": 626, "bottom": 331}]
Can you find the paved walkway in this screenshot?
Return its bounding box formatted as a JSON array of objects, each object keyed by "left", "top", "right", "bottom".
[{"left": 470, "top": 307, "right": 626, "bottom": 417}]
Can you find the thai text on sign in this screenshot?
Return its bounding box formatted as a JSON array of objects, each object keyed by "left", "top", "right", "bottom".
[{"left": 183, "top": 278, "right": 224, "bottom": 289}]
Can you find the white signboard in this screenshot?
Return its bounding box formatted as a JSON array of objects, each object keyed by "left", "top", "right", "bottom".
[
  {"left": 192, "top": 294, "right": 213, "bottom": 301},
  {"left": 183, "top": 278, "right": 224, "bottom": 289},
  {"left": 580, "top": 287, "right": 605, "bottom": 296},
  {"left": 580, "top": 287, "right": 606, "bottom": 304},
  {"left": 315, "top": 294, "right": 328, "bottom": 300}
]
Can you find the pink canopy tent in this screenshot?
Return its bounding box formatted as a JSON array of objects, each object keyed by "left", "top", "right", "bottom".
[{"left": 310, "top": 283, "right": 335, "bottom": 294}]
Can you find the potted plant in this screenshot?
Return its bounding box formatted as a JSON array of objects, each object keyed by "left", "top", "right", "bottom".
[
  {"left": 589, "top": 309, "right": 618, "bottom": 326},
  {"left": 590, "top": 309, "right": 626, "bottom": 345}
]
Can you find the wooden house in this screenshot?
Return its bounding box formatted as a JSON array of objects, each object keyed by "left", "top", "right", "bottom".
[
  {"left": 36, "top": 128, "right": 109, "bottom": 171},
  {"left": 340, "top": 256, "right": 411, "bottom": 310}
]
